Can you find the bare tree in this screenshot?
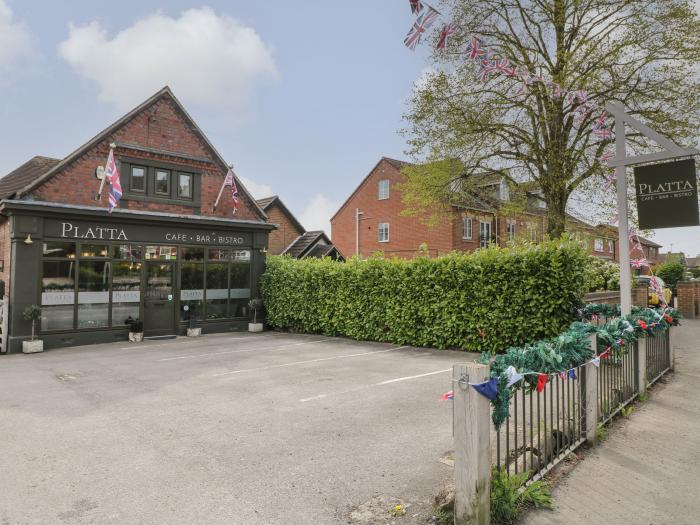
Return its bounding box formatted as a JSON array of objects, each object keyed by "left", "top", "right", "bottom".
[{"left": 402, "top": 0, "right": 700, "bottom": 236}]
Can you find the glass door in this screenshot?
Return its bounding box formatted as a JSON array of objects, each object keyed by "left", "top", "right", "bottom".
[{"left": 144, "top": 261, "right": 175, "bottom": 336}]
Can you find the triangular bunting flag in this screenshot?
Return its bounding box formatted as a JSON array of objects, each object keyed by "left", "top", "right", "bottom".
[
  {"left": 536, "top": 373, "right": 548, "bottom": 393},
  {"left": 504, "top": 366, "right": 523, "bottom": 387},
  {"left": 471, "top": 379, "right": 499, "bottom": 401}
]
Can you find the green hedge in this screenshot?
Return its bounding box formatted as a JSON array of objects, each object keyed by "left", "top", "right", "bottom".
[{"left": 260, "top": 239, "right": 589, "bottom": 353}]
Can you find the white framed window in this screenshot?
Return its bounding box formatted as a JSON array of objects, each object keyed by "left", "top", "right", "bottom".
[
  {"left": 378, "top": 222, "right": 390, "bottom": 242},
  {"left": 507, "top": 220, "right": 516, "bottom": 241},
  {"left": 378, "top": 179, "right": 390, "bottom": 200},
  {"left": 529, "top": 224, "right": 537, "bottom": 242},
  {"left": 462, "top": 217, "right": 473, "bottom": 240},
  {"left": 594, "top": 238, "right": 604, "bottom": 252},
  {"left": 479, "top": 221, "right": 491, "bottom": 248},
  {"left": 607, "top": 239, "right": 614, "bottom": 253}
]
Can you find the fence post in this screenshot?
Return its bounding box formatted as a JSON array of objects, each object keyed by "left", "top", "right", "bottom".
[
  {"left": 668, "top": 327, "right": 675, "bottom": 372},
  {"left": 637, "top": 336, "right": 647, "bottom": 395},
  {"left": 453, "top": 363, "right": 490, "bottom": 525},
  {"left": 583, "top": 333, "right": 599, "bottom": 444}
]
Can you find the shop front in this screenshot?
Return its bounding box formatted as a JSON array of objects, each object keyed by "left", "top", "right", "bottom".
[{"left": 1, "top": 201, "right": 273, "bottom": 352}]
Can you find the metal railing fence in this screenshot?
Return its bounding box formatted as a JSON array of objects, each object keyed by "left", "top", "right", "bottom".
[
  {"left": 646, "top": 329, "right": 671, "bottom": 385},
  {"left": 598, "top": 343, "right": 638, "bottom": 423}
]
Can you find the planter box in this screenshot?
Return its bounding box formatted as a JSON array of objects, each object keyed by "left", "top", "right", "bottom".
[
  {"left": 129, "top": 332, "right": 144, "bottom": 343},
  {"left": 187, "top": 327, "right": 202, "bottom": 337},
  {"left": 22, "top": 340, "right": 44, "bottom": 354},
  {"left": 248, "top": 322, "right": 263, "bottom": 333}
]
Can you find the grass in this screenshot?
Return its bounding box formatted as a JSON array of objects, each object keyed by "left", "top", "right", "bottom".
[
  {"left": 596, "top": 424, "right": 608, "bottom": 442},
  {"left": 490, "top": 468, "right": 552, "bottom": 524}
]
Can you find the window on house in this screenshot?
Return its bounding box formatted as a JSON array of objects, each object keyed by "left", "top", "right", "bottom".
[
  {"left": 378, "top": 180, "right": 390, "bottom": 200},
  {"left": 155, "top": 169, "right": 170, "bottom": 195},
  {"left": 479, "top": 221, "right": 491, "bottom": 248},
  {"left": 178, "top": 173, "right": 192, "bottom": 198},
  {"left": 608, "top": 240, "right": 614, "bottom": 253},
  {"left": 595, "top": 238, "right": 604, "bottom": 252},
  {"left": 507, "top": 220, "right": 516, "bottom": 241},
  {"left": 529, "top": 224, "right": 537, "bottom": 242},
  {"left": 131, "top": 166, "right": 146, "bottom": 192},
  {"left": 462, "top": 217, "right": 473, "bottom": 240},
  {"left": 378, "top": 223, "right": 390, "bottom": 242}
]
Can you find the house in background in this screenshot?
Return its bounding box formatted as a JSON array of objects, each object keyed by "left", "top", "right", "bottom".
[
  {"left": 257, "top": 195, "right": 343, "bottom": 260},
  {"left": 330, "top": 157, "right": 662, "bottom": 262}
]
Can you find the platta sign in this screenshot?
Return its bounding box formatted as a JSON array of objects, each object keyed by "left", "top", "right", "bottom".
[{"left": 634, "top": 159, "right": 699, "bottom": 229}]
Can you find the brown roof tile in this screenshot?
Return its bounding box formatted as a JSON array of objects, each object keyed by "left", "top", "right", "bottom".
[{"left": 0, "top": 156, "right": 61, "bottom": 199}]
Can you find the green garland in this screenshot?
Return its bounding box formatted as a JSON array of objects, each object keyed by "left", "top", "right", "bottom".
[{"left": 482, "top": 305, "right": 681, "bottom": 428}]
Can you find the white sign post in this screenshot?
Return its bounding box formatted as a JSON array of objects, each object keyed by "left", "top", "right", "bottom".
[{"left": 605, "top": 103, "right": 700, "bottom": 315}]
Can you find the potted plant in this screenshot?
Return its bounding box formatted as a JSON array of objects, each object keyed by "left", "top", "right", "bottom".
[
  {"left": 22, "top": 305, "right": 43, "bottom": 353},
  {"left": 248, "top": 298, "right": 264, "bottom": 332},
  {"left": 127, "top": 318, "right": 144, "bottom": 342}
]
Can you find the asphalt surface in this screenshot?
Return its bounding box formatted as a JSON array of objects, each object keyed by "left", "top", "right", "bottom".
[
  {"left": 523, "top": 319, "right": 700, "bottom": 525},
  {"left": 0, "top": 331, "right": 472, "bottom": 524}
]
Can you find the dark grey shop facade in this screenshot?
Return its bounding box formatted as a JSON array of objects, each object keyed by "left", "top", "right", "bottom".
[{"left": 0, "top": 200, "right": 273, "bottom": 353}]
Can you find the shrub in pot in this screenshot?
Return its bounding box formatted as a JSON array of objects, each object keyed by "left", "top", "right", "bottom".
[
  {"left": 127, "top": 318, "right": 144, "bottom": 342},
  {"left": 22, "top": 305, "right": 43, "bottom": 353},
  {"left": 248, "top": 298, "right": 264, "bottom": 332},
  {"left": 186, "top": 307, "right": 201, "bottom": 337}
]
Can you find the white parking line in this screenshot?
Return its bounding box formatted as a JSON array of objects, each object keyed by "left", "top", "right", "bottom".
[
  {"left": 212, "top": 345, "right": 410, "bottom": 377},
  {"left": 158, "top": 337, "right": 334, "bottom": 361},
  {"left": 117, "top": 332, "right": 283, "bottom": 351},
  {"left": 299, "top": 368, "right": 451, "bottom": 402}
]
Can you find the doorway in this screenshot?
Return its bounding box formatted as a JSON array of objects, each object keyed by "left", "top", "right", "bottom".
[{"left": 144, "top": 261, "right": 175, "bottom": 337}]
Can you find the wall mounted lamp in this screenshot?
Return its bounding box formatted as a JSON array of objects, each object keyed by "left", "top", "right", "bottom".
[{"left": 23, "top": 234, "right": 33, "bottom": 245}]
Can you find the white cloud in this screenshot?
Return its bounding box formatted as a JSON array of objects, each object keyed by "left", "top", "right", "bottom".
[
  {"left": 238, "top": 175, "right": 272, "bottom": 200},
  {"left": 0, "top": 0, "right": 34, "bottom": 75},
  {"left": 58, "top": 7, "right": 278, "bottom": 111},
  {"left": 299, "top": 194, "right": 339, "bottom": 235}
]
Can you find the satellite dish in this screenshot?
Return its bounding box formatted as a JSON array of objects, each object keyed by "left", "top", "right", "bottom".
[{"left": 95, "top": 166, "right": 105, "bottom": 180}]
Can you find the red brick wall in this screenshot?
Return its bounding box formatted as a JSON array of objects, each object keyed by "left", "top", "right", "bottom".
[
  {"left": 30, "top": 96, "right": 261, "bottom": 221},
  {"left": 331, "top": 159, "right": 453, "bottom": 258},
  {"left": 265, "top": 203, "right": 305, "bottom": 255},
  {"left": 0, "top": 219, "right": 10, "bottom": 297}
]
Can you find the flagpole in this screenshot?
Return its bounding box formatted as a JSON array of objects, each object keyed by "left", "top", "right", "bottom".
[
  {"left": 213, "top": 164, "right": 233, "bottom": 211},
  {"left": 96, "top": 143, "right": 116, "bottom": 200}
]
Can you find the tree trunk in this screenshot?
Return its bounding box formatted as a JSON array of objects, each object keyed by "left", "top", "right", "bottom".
[{"left": 546, "top": 190, "right": 568, "bottom": 238}]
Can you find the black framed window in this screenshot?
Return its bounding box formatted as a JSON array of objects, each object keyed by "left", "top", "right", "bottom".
[
  {"left": 131, "top": 166, "right": 146, "bottom": 192},
  {"left": 178, "top": 173, "right": 193, "bottom": 199},
  {"left": 155, "top": 169, "right": 170, "bottom": 195},
  {"left": 77, "top": 261, "right": 110, "bottom": 329},
  {"left": 112, "top": 261, "right": 141, "bottom": 326},
  {"left": 41, "top": 260, "right": 76, "bottom": 331}
]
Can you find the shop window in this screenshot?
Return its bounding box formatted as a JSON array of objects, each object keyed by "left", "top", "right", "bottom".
[
  {"left": 206, "top": 262, "right": 228, "bottom": 319},
  {"left": 155, "top": 169, "right": 171, "bottom": 195},
  {"left": 41, "top": 260, "right": 75, "bottom": 331},
  {"left": 80, "top": 244, "right": 110, "bottom": 258},
  {"left": 131, "top": 166, "right": 146, "bottom": 192},
  {"left": 229, "top": 250, "right": 251, "bottom": 318},
  {"left": 113, "top": 244, "right": 142, "bottom": 261},
  {"left": 77, "top": 261, "right": 109, "bottom": 329},
  {"left": 208, "top": 248, "right": 228, "bottom": 261},
  {"left": 112, "top": 261, "right": 141, "bottom": 326},
  {"left": 43, "top": 242, "right": 76, "bottom": 259},
  {"left": 181, "top": 247, "right": 204, "bottom": 261},
  {"left": 178, "top": 173, "right": 193, "bottom": 199},
  {"left": 145, "top": 245, "right": 177, "bottom": 260},
  {"left": 181, "top": 262, "right": 204, "bottom": 322}
]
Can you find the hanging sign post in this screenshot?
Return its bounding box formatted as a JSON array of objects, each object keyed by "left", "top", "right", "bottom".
[{"left": 605, "top": 103, "right": 700, "bottom": 315}]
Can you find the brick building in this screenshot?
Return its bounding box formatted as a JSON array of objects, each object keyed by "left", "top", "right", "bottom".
[
  {"left": 0, "top": 86, "right": 274, "bottom": 352},
  {"left": 256, "top": 195, "right": 342, "bottom": 259},
  {"left": 331, "top": 157, "right": 662, "bottom": 262}
]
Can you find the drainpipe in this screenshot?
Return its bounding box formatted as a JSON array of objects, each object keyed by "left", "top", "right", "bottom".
[{"left": 355, "top": 208, "right": 364, "bottom": 256}]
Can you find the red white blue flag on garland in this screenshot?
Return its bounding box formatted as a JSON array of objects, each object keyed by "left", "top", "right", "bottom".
[
  {"left": 409, "top": 0, "right": 423, "bottom": 14},
  {"left": 105, "top": 148, "right": 122, "bottom": 213},
  {"left": 404, "top": 5, "right": 440, "bottom": 50}
]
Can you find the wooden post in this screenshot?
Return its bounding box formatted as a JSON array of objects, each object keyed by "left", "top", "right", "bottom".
[
  {"left": 583, "top": 333, "right": 599, "bottom": 444},
  {"left": 453, "top": 363, "right": 490, "bottom": 525},
  {"left": 637, "top": 336, "right": 647, "bottom": 395}
]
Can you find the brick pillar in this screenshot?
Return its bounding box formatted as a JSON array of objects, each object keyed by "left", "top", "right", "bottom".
[
  {"left": 694, "top": 282, "right": 700, "bottom": 317},
  {"left": 631, "top": 286, "right": 648, "bottom": 308},
  {"left": 676, "top": 282, "right": 695, "bottom": 319}
]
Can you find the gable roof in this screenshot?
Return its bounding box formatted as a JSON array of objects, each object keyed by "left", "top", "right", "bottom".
[
  {"left": 256, "top": 195, "right": 306, "bottom": 234},
  {"left": 330, "top": 156, "right": 413, "bottom": 222},
  {"left": 282, "top": 230, "right": 331, "bottom": 258},
  {"left": 0, "top": 156, "right": 60, "bottom": 199},
  {"left": 7, "top": 86, "right": 267, "bottom": 221}
]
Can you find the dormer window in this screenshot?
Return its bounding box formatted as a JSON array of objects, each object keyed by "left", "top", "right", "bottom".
[
  {"left": 120, "top": 157, "right": 200, "bottom": 207},
  {"left": 155, "top": 169, "right": 170, "bottom": 195},
  {"left": 131, "top": 166, "right": 146, "bottom": 192},
  {"left": 178, "top": 173, "right": 192, "bottom": 198}
]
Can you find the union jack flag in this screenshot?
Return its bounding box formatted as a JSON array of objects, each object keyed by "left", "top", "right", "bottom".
[
  {"left": 494, "top": 57, "right": 514, "bottom": 76},
  {"left": 593, "top": 111, "right": 609, "bottom": 130},
  {"left": 477, "top": 59, "right": 497, "bottom": 82},
  {"left": 223, "top": 168, "right": 240, "bottom": 214},
  {"left": 631, "top": 258, "right": 650, "bottom": 269},
  {"left": 516, "top": 70, "right": 535, "bottom": 94},
  {"left": 546, "top": 81, "right": 563, "bottom": 97},
  {"left": 440, "top": 390, "right": 454, "bottom": 401},
  {"left": 465, "top": 36, "right": 486, "bottom": 60},
  {"left": 409, "top": 0, "right": 423, "bottom": 14},
  {"left": 594, "top": 126, "right": 613, "bottom": 140},
  {"left": 404, "top": 6, "right": 440, "bottom": 50},
  {"left": 436, "top": 23, "right": 457, "bottom": 50},
  {"left": 598, "top": 150, "right": 615, "bottom": 163},
  {"left": 105, "top": 148, "right": 122, "bottom": 213}
]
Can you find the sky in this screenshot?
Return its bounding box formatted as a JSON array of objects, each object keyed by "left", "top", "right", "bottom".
[{"left": 0, "top": 0, "right": 699, "bottom": 256}]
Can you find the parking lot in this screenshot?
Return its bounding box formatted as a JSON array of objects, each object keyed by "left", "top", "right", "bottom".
[{"left": 0, "top": 331, "right": 474, "bottom": 524}]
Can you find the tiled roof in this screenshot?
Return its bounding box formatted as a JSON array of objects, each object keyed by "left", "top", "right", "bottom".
[
  {"left": 0, "top": 156, "right": 60, "bottom": 199},
  {"left": 256, "top": 195, "right": 306, "bottom": 234},
  {"left": 382, "top": 157, "right": 412, "bottom": 171},
  {"left": 283, "top": 230, "right": 329, "bottom": 258},
  {"left": 256, "top": 196, "right": 278, "bottom": 210}
]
